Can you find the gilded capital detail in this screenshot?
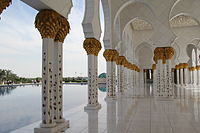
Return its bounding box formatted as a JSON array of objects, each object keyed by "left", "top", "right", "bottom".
[
  {"left": 116, "top": 56, "right": 126, "bottom": 65},
  {"left": 154, "top": 47, "right": 174, "bottom": 64},
  {"left": 35, "top": 9, "right": 61, "bottom": 39},
  {"left": 103, "top": 49, "right": 118, "bottom": 62},
  {"left": 55, "top": 16, "right": 70, "bottom": 43},
  {"left": 152, "top": 64, "right": 156, "bottom": 70},
  {"left": 83, "top": 38, "right": 102, "bottom": 56},
  {"left": 0, "top": 0, "right": 11, "bottom": 16}
]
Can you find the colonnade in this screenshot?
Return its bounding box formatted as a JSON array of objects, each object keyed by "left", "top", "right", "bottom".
[
  {"left": 153, "top": 47, "right": 174, "bottom": 98},
  {"left": 174, "top": 63, "right": 200, "bottom": 87},
  {"left": 102, "top": 49, "right": 141, "bottom": 99}
]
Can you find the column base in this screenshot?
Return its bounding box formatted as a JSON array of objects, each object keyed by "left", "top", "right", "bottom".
[
  {"left": 105, "top": 97, "right": 117, "bottom": 102},
  {"left": 84, "top": 103, "right": 101, "bottom": 110},
  {"left": 34, "top": 120, "right": 69, "bottom": 133},
  {"left": 104, "top": 96, "right": 117, "bottom": 101},
  {"left": 155, "top": 97, "right": 174, "bottom": 101}
]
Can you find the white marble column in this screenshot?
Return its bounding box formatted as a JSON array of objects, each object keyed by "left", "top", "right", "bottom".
[
  {"left": 144, "top": 70, "right": 147, "bottom": 87},
  {"left": 103, "top": 49, "right": 119, "bottom": 99},
  {"left": 152, "top": 64, "right": 156, "bottom": 96},
  {"left": 156, "top": 60, "right": 162, "bottom": 97},
  {"left": 119, "top": 66, "right": 124, "bottom": 94},
  {"left": 166, "top": 60, "right": 173, "bottom": 97},
  {"left": 180, "top": 66, "right": 184, "bottom": 86},
  {"left": 41, "top": 38, "right": 56, "bottom": 127},
  {"left": 53, "top": 17, "right": 70, "bottom": 125},
  {"left": 106, "top": 61, "right": 116, "bottom": 98},
  {"left": 34, "top": 10, "right": 62, "bottom": 129},
  {"left": 176, "top": 67, "right": 180, "bottom": 86},
  {"left": 133, "top": 70, "right": 136, "bottom": 96},
  {"left": 197, "top": 67, "right": 200, "bottom": 86},
  {"left": 83, "top": 38, "right": 101, "bottom": 110},
  {"left": 53, "top": 41, "right": 64, "bottom": 122},
  {"left": 162, "top": 62, "right": 167, "bottom": 97}
]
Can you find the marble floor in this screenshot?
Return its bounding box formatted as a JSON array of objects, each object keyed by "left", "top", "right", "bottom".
[{"left": 11, "top": 85, "right": 200, "bottom": 133}]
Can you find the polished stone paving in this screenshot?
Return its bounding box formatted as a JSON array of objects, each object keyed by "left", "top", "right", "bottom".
[{"left": 11, "top": 85, "right": 200, "bottom": 133}]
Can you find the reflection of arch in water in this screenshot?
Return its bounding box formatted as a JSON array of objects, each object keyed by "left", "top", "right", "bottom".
[{"left": 0, "top": 86, "right": 17, "bottom": 96}]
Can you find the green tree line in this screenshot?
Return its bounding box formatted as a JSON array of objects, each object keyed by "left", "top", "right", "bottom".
[{"left": 0, "top": 69, "right": 41, "bottom": 85}]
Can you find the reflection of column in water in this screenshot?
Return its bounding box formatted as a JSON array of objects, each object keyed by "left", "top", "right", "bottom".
[
  {"left": 116, "top": 98, "right": 125, "bottom": 133},
  {"left": 106, "top": 99, "right": 117, "bottom": 133},
  {"left": 194, "top": 101, "right": 199, "bottom": 122},
  {"left": 86, "top": 109, "right": 99, "bottom": 133}
]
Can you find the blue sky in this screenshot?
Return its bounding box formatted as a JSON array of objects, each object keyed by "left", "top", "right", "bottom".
[{"left": 0, "top": 0, "right": 106, "bottom": 78}]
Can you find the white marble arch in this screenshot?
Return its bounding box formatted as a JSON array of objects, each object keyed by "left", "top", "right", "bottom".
[
  {"left": 82, "top": 0, "right": 101, "bottom": 40},
  {"left": 119, "top": 2, "right": 156, "bottom": 40},
  {"left": 135, "top": 42, "right": 154, "bottom": 69},
  {"left": 113, "top": 0, "right": 177, "bottom": 47},
  {"left": 169, "top": 12, "right": 200, "bottom": 65},
  {"left": 169, "top": 0, "right": 200, "bottom": 24}
]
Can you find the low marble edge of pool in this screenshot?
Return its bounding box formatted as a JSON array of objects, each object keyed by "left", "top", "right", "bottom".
[{"left": 9, "top": 103, "right": 86, "bottom": 133}]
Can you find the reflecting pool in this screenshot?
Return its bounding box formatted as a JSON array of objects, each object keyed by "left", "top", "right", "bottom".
[{"left": 0, "top": 84, "right": 105, "bottom": 133}]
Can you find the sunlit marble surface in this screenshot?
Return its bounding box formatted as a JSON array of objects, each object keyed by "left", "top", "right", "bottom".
[{"left": 11, "top": 84, "right": 200, "bottom": 133}]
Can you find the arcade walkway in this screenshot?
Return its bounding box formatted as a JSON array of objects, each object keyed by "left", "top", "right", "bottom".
[{"left": 11, "top": 84, "right": 200, "bottom": 133}]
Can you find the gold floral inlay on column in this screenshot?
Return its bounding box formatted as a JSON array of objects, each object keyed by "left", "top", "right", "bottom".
[
  {"left": 103, "top": 49, "right": 118, "bottom": 62},
  {"left": 196, "top": 66, "right": 200, "bottom": 70},
  {"left": 154, "top": 47, "right": 174, "bottom": 64},
  {"left": 116, "top": 56, "right": 126, "bottom": 65},
  {"left": 164, "top": 47, "right": 174, "bottom": 60},
  {"left": 35, "top": 9, "right": 61, "bottom": 39},
  {"left": 55, "top": 16, "right": 70, "bottom": 43},
  {"left": 175, "top": 65, "right": 180, "bottom": 70},
  {"left": 83, "top": 38, "right": 102, "bottom": 56},
  {"left": 183, "top": 63, "right": 188, "bottom": 69},
  {"left": 0, "top": 0, "right": 11, "bottom": 16},
  {"left": 152, "top": 64, "right": 156, "bottom": 70}
]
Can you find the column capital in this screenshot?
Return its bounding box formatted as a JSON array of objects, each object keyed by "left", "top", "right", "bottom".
[
  {"left": 116, "top": 56, "right": 125, "bottom": 65},
  {"left": 35, "top": 9, "right": 61, "bottom": 39},
  {"left": 196, "top": 66, "right": 200, "bottom": 70},
  {"left": 152, "top": 64, "right": 156, "bottom": 70},
  {"left": 179, "top": 63, "right": 184, "bottom": 69},
  {"left": 183, "top": 63, "right": 189, "bottom": 69},
  {"left": 55, "top": 16, "right": 70, "bottom": 43},
  {"left": 154, "top": 47, "right": 165, "bottom": 60},
  {"left": 175, "top": 65, "right": 180, "bottom": 70},
  {"left": 103, "top": 49, "right": 118, "bottom": 62},
  {"left": 188, "top": 67, "right": 196, "bottom": 71},
  {"left": 164, "top": 47, "right": 174, "bottom": 60},
  {"left": 83, "top": 38, "right": 102, "bottom": 56},
  {"left": 0, "top": 0, "right": 11, "bottom": 16}
]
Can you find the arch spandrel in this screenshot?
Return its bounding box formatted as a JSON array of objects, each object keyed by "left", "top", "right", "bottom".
[{"left": 170, "top": 0, "right": 200, "bottom": 24}]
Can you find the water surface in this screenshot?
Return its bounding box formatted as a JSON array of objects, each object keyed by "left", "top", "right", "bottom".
[{"left": 0, "top": 84, "right": 105, "bottom": 133}]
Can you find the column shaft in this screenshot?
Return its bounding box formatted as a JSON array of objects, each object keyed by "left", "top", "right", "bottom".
[
  {"left": 87, "top": 55, "right": 99, "bottom": 108},
  {"left": 41, "top": 38, "right": 56, "bottom": 127},
  {"left": 53, "top": 42, "right": 64, "bottom": 122},
  {"left": 106, "top": 61, "right": 116, "bottom": 98}
]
